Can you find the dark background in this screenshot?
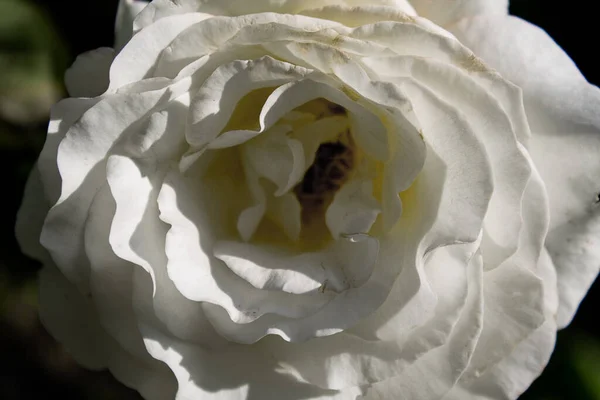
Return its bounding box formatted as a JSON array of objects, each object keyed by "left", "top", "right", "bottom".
[{"left": 0, "top": 0, "right": 598, "bottom": 399}]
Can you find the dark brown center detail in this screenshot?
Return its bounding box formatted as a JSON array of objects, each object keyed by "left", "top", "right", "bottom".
[
  {"left": 295, "top": 131, "right": 355, "bottom": 211},
  {"left": 327, "top": 103, "right": 347, "bottom": 116}
]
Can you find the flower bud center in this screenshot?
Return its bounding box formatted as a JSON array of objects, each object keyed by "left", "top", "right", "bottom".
[{"left": 294, "top": 130, "right": 355, "bottom": 215}]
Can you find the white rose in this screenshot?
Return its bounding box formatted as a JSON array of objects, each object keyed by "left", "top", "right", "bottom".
[{"left": 16, "top": 0, "right": 599, "bottom": 399}]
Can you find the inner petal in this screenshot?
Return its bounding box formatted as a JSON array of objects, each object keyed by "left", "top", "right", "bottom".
[
  {"left": 236, "top": 95, "right": 381, "bottom": 248},
  {"left": 242, "top": 124, "right": 305, "bottom": 197}
]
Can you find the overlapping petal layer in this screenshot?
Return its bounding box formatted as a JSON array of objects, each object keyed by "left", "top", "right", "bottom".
[
  {"left": 450, "top": 14, "right": 600, "bottom": 329},
  {"left": 14, "top": 2, "right": 576, "bottom": 400}
]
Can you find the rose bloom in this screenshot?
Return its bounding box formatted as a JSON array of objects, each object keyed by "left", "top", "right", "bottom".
[{"left": 16, "top": 0, "right": 599, "bottom": 399}]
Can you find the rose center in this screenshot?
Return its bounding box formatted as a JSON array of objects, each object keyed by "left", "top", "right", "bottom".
[
  {"left": 294, "top": 131, "right": 355, "bottom": 213},
  {"left": 233, "top": 95, "right": 373, "bottom": 248}
]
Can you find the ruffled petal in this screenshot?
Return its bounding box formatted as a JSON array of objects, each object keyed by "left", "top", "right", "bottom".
[
  {"left": 115, "top": 0, "right": 148, "bottom": 51},
  {"left": 41, "top": 98, "right": 98, "bottom": 203},
  {"left": 151, "top": 13, "right": 343, "bottom": 78},
  {"left": 86, "top": 182, "right": 149, "bottom": 358},
  {"left": 134, "top": 0, "right": 415, "bottom": 30},
  {"left": 107, "top": 156, "right": 226, "bottom": 349},
  {"left": 220, "top": 83, "right": 502, "bottom": 384},
  {"left": 144, "top": 238, "right": 445, "bottom": 393},
  {"left": 109, "top": 13, "right": 211, "bottom": 90},
  {"left": 204, "top": 234, "right": 379, "bottom": 344},
  {"left": 408, "top": 0, "right": 507, "bottom": 27},
  {"left": 445, "top": 248, "right": 558, "bottom": 400},
  {"left": 300, "top": 5, "right": 419, "bottom": 28},
  {"left": 450, "top": 14, "right": 600, "bottom": 327},
  {"left": 186, "top": 56, "right": 312, "bottom": 151},
  {"left": 158, "top": 164, "right": 336, "bottom": 331},
  {"left": 141, "top": 323, "right": 341, "bottom": 400},
  {"left": 214, "top": 241, "right": 325, "bottom": 294},
  {"left": 263, "top": 244, "right": 473, "bottom": 392},
  {"left": 40, "top": 81, "right": 191, "bottom": 294},
  {"left": 161, "top": 152, "right": 395, "bottom": 344},
  {"left": 347, "top": 61, "right": 496, "bottom": 350},
  {"left": 356, "top": 249, "right": 484, "bottom": 399}
]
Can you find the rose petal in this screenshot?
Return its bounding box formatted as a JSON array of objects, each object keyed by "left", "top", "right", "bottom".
[
  {"left": 109, "top": 13, "right": 210, "bottom": 91},
  {"left": 158, "top": 163, "right": 336, "bottom": 329},
  {"left": 65, "top": 48, "right": 115, "bottom": 98},
  {"left": 408, "top": 0, "right": 507, "bottom": 27},
  {"left": 41, "top": 98, "right": 98, "bottom": 203},
  {"left": 355, "top": 249, "right": 484, "bottom": 399},
  {"left": 106, "top": 156, "right": 227, "bottom": 349},
  {"left": 152, "top": 13, "right": 344, "bottom": 77},
  {"left": 37, "top": 265, "right": 116, "bottom": 369},
  {"left": 204, "top": 235, "right": 379, "bottom": 344},
  {"left": 31, "top": 98, "right": 98, "bottom": 291},
  {"left": 38, "top": 265, "right": 177, "bottom": 400},
  {"left": 15, "top": 167, "right": 52, "bottom": 263},
  {"left": 241, "top": 124, "right": 305, "bottom": 197},
  {"left": 214, "top": 241, "right": 325, "bottom": 294},
  {"left": 135, "top": 0, "right": 415, "bottom": 30},
  {"left": 445, "top": 248, "right": 558, "bottom": 399},
  {"left": 450, "top": 14, "right": 600, "bottom": 327},
  {"left": 114, "top": 0, "right": 148, "bottom": 51},
  {"left": 349, "top": 71, "right": 495, "bottom": 342},
  {"left": 440, "top": 171, "right": 548, "bottom": 390},
  {"left": 40, "top": 80, "right": 192, "bottom": 294},
  {"left": 267, "top": 192, "right": 304, "bottom": 241},
  {"left": 237, "top": 156, "right": 268, "bottom": 241},
  {"left": 292, "top": 115, "right": 350, "bottom": 168},
  {"left": 273, "top": 79, "right": 391, "bottom": 160},
  {"left": 85, "top": 184, "right": 170, "bottom": 361},
  {"left": 300, "top": 5, "right": 419, "bottom": 28},
  {"left": 367, "top": 55, "right": 532, "bottom": 265},
  {"left": 401, "top": 83, "right": 494, "bottom": 250},
  {"left": 326, "top": 178, "right": 381, "bottom": 239},
  {"left": 187, "top": 56, "right": 312, "bottom": 150},
  {"left": 445, "top": 320, "right": 556, "bottom": 400},
  {"left": 350, "top": 21, "right": 461, "bottom": 60},
  {"left": 265, "top": 243, "right": 473, "bottom": 391},
  {"left": 140, "top": 323, "right": 341, "bottom": 400}
]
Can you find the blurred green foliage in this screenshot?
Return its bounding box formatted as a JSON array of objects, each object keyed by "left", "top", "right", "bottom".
[
  {"left": 0, "top": 0, "right": 66, "bottom": 127},
  {"left": 0, "top": 0, "right": 598, "bottom": 399}
]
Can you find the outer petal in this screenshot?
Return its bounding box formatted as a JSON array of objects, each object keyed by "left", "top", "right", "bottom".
[
  {"left": 134, "top": 0, "right": 415, "bottom": 31},
  {"left": 357, "top": 249, "right": 484, "bottom": 399},
  {"left": 407, "top": 0, "right": 507, "bottom": 27},
  {"left": 141, "top": 322, "right": 341, "bottom": 400},
  {"left": 444, "top": 248, "right": 559, "bottom": 400},
  {"left": 18, "top": 97, "right": 97, "bottom": 283},
  {"left": 450, "top": 15, "right": 600, "bottom": 327},
  {"left": 38, "top": 265, "right": 177, "bottom": 400},
  {"left": 40, "top": 80, "right": 191, "bottom": 294},
  {"left": 15, "top": 167, "right": 52, "bottom": 264},
  {"left": 444, "top": 321, "right": 556, "bottom": 400},
  {"left": 65, "top": 48, "right": 115, "bottom": 98},
  {"left": 115, "top": 0, "right": 149, "bottom": 51},
  {"left": 40, "top": 98, "right": 99, "bottom": 204}
]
